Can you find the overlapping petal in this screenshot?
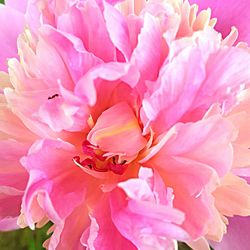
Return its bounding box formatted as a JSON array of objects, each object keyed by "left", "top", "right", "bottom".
[
  {"left": 0, "top": 0, "right": 250, "bottom": 249},
  {"left": 190, "top": 0, "right": 250, "bottom": 44},
  {"left": 21, "top": 139, "right": 88, "bottom": 228},
  {"left": 110, "top": 167, "right": 188, "bottom": 249}
]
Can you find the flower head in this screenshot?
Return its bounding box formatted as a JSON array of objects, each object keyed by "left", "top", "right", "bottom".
[{"left": 0, "top": 0, "right": 250, "bottom": 249}]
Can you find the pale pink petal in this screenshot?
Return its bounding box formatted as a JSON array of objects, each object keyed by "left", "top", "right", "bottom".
[
  {"left": 117, "top": 0, "right": 146, "bottom": 16},
  {"left": 4, "top": 88, "right": 63, "bottom": 138},
  {"left": 144, "top": 155, "right": 223, "bottom": 239},
  {"left": 37, "top": 92, "right": 89, "bottom": 133},
  {"left": 142, "top": 115, "right": 236, "bottom": 177},
  {"left": 141, "top": 117, "right": 232, "bottom": 239},
  {"left": 103, "top": 1, "right": 132, "bottom": 61},
  {"left": 142, "top": 31, "right": 250, "bottom": 132},
  {"left": 131, "top": 13, "right": 165, "bottom": 93},
  {"left": 189, "top": 46, "right": 250, "bottom": 118},
  {"left": 87, "top": 102, "right": 146, "bottom": 157},
  {"left": 187, "top": 237, "right": 210, "bottom": 250},
  {"left": 213, "top": 173, "right": 250, "bottom": 217},
  {"left": 5, "top": 0, "right": 28, "bottom": 13},
  {"left": 35, "top": 35, "right": 74, "bottom": 89},
  {"left": 75, "top": 62, "right": 140, "bottom": 106},
  {"left": 227, "top": 88, "right": 250, "bottom": 168},
  {"left": 0, "top": 96, "right": 37, "bottom": 141},
  {"left": 142, "top": 45, "right": 205, "bottom": 132}
]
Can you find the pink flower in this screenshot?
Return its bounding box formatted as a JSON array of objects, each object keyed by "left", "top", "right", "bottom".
[{"left": 0, "top": 0, "right": 250, "bottom": 249}]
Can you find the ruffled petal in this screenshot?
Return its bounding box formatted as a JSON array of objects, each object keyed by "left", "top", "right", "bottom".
[
  {"left": 190, "top": 0, "right": 250, "bottom": 44},
  {"left": 213, "top": 173, "right": 250, "bottom": 217},
  {"left": 81, "top": 194, "right": 136, "bottom": 250},
  {"left": 110, "top": 167, "right": 188, "bottom": 249},
  {"left": 46, "top": 203, "right": 89, "bottom": 250},
  {"left": 141, "top": 115, "right": 236, "bottom": 178},
  {"left": 140, "top": 115, "right": 235, "bottom": 239},
  {"left": 21, "top": 139, "right": 88, "bottom": 228},
  {"left": 142, "top": 29, "right": 250, "bottom": 133}
]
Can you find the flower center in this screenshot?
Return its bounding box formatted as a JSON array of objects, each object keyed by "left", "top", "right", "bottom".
[
  {"left": 73, "top": 102, "right": 147, "bottom": 175},
  {"left": 73, "top": 140, "right": 128, "bottom": 175}
]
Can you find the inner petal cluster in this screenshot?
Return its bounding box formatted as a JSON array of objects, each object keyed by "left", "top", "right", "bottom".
[{"left": 73, "top": 102, "right": 147, "bottom": 175}]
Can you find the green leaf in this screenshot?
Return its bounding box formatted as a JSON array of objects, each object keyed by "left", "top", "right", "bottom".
[{"left": 0, "top": 223, "right": 52, "bottom": 250}]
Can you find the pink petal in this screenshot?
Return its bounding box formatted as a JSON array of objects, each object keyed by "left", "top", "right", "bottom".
[
  {"left": 211, "top": 216, "right": 250, "bottom": 250},
  {"left": 77, "top": 0, "right": 115, "bottom": 62},
  {"left": 141, "top": 118, "right": 230, "bottom": 238},
  {"left": 187, "top": 237, "right": 210, "bottom": 250},
  {"left": 37, "top": 93, "right": 88, "bottom": 133},
  {"left": 5, "top": 0, "right": 28, "bottom": 13},
  {"left": 35, "top": 35, "right": 74, "bottom": 89},
  {"left": 142, "top": 115, "right": 236, "bottom": 178},
  {"left": 103, "top": 1, "right": 132, "bottom": 61},
  {"left": 227, "top": 88, "right": 250, "bottom": 168},
  {"left": 75, "top": 62, "right": 140, "bottom": 106},
  {"left": 0, "top": 140, "right": 30, "bottom": 230},
  {"left": 40, "top": 25, "right": 102, "bottom": 83},
  {"left": 87, "top": 102, "right": 146, "bottom": 157},
  {"left": 190, "top": 0, "right": 250, "bottom": 44},
  {"left": 21, "top": 139, "right": 88, "bottom": 228},
  {"left": 142, "top": 30, "right": 250, "bottom": 132},
  {"left": 110, "top": 168, "right": 188, "bottom": 249},
  {"left": 0, "top": 5, "right": 25, "bottom": 71},
  {"left": 81, "top": 194, "right": 136, "bottom": 250},
  {"left": 142, "top": 45, "right": 205, "bottom": 132},
  {"left": 4, "top": 88, "right": 62, "bottom": 138},
  {"left": 131, "top": 13, "right": 165, "bottom": 93},
  {"left": 0, "top": 189, "right": 23, "bottom": 231},
  {"left": 48, "top": 203, "right": 89, "bottom": 250},
  {"left": 189, "top": 46, "right": 250, "bottom": 118}
]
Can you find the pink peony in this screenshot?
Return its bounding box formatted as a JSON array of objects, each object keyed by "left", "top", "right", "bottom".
[{"left": 0, "top": 0, "right": 250, "bottom": 249}]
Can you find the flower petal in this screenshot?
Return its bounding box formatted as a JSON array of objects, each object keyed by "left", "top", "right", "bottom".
[
  {"left": 21, "top": 139, "right": 88, "bottom": 228},
  {"left": 213, "top": 173, "right": 250, "bottom": 217},
  {"left": 88, "top": 102, "right": 146, "bottom": 157},
  {"left": 81, "top": 194, "right": 136, "bottom": 250},
  {"left": 5, "top": 0, "right": 28, "bottom": 13},
  {"left": 190, "top": 0, "right": 250, "bottom": 44},
  {"left": 0, "top": 5, "right": 25, "bottom": 71},
  {"left": 103, "top": 1, "right": 132, "bottom": 61},
  {"left": 211, "top": 216, "right": 250, "bottom": 250},
  {"left": 110, "top": 167, "right": 188, "bottom": 249},
  {"left": 0, "top": 140, "right": 29, "bottom": 231}
]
